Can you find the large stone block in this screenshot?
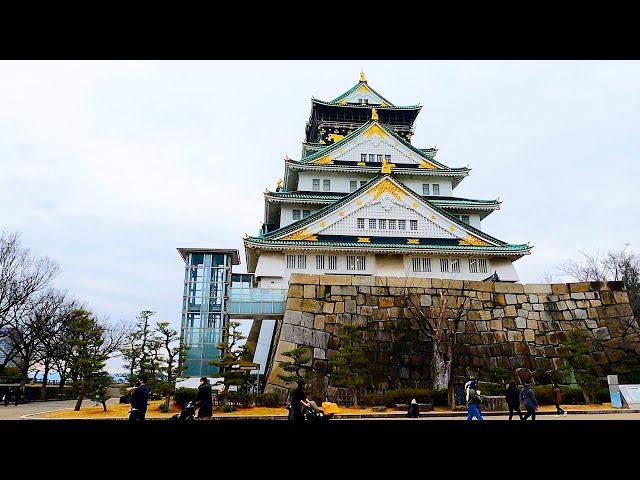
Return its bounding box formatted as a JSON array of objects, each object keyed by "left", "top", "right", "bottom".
[
  {"left": 495, "top": 282, "right": 524, "bottom": 294},
  {"left": 303, "top": 284, "right": 316, "bottom": 298},
  {"left": 288, "top": 284, "right": 303, "bottom": 298},
  {"left": 523, "top": 283, "right": 552, "bottom": 294},
  {"left": 320, "top": 274, "right": 352, "bottom": 286},
  {"left": 551, "top": 283, "right": 570, "bottom": 294},
  {"left": 290, "top": 273, "right": 319, "bottom": 285}
]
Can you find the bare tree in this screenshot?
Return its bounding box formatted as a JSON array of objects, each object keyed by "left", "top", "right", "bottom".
[
  {"left": 557, "top": 245, "right": 640, "bottom": 317},
  {"left": 0, "top": 229, "right": 60, "bottom": 329},
  {"left": 403, "top": 285, "right": 470, "bottom": 409},
  {"left": 34, "top": 290, "right": 79, "bottom": 399}
]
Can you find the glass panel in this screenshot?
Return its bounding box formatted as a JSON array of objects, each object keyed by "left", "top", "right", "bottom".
[
  {"left": 204, "top": 254, "right": 211, "bottom": 267},
  {"left": 191, "top": 253, "right": 204, "bottom": 266},
  {"left": 273, "top": 302, "right": 284, "bottom": 314},
  {"left": 212, "top": 254, "right": 224, "bottom": 266}
]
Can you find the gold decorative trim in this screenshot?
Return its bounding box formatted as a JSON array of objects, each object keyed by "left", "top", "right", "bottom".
[
  {"left": 412, "top": 202, "right": 418, "bottom": 208},
  {"left": 356, "top": 200, "right": 362, "bottom": 205},
  {"left": 357, "top": 85, "right": 369, "bottom": 92},
  {"left": 339, "top": 212, "right": 344, "bottom": 216},
  {"left": 357, "top": 237, "right": 370, "bottom": 243},
  {"left": 458, "top": 235, "right": 491, "bottom": 246},
  {"left": 282, "top": 228, "right": 318, "bottom": 241},
  {"left": 380, "top": 102, "right": 388, "bottom": 107},
  {"left": 314, "top": 156, "right": 334, "bottom": 164},
  {"left": 360, "top": 69, "right": 366, "bottom": 82},
  {"left": 357, "top": 162, "right": 365, "bottom": 166},
  {"left": 319, "top": 140, "right": 325, "bottom": 144},
  {"left": 327, "top": 133, "right": 344, "bottom": 143},
  {"left": 450, "top": 226, "right": 455, "bottom": 231},
  {"left": 431, "top": 215, "right": 436, "bottom": 219},
  {"left": 418, "top": 160, "right": 436, "bottom": 169},
  {"left": 338, "top": 99, "right": 347, "bottom": 105},
  {"left": 364, "top": 124, "right": 387, "bottom": 138},
  {"left": 407, "top": 239, "right": 420, "bottom": 245},
  {"left": 320, "top": 222, "right": 325, "bottom": 227},
  {"left": 366, "top": 178, "right": 407, "bottom": 200},
  {"left": 371, "top": 108, "right": 378, "bottom": 120},
  {"left": 381, "top": 159, "right": 391, "bottom": 174}
]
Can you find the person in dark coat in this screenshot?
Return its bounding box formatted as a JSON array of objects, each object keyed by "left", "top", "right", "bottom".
[
  {"left": 193, "top": 376, "right": 213, "bottom": 418},
  {"left": 407, "top": 398, "right": 420, "bottom": 418},
  {"left": 520, "top": 383, "right": 538, "bottom": 420},
  {"left": 12, "top": 386, "right": 22, "bottom": 406},
  {"left": 290, "top": 380, "right": 311, "bottom": 421},
  {"left": 505, "top": 380, "right": 523, "bottom": 420},
  {"left": 128, "top": 375, "right": 150, "bottom": 420}
]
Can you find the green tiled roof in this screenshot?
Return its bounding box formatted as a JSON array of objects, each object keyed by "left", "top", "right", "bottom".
[
  {"left": 244, "top": 236, "right": 530, "bottom": 253},
  {"left": 328, "top": 80, "right": 396, "bottom": 106},
  {"left": 267, "top": 191, "right": 498, "bottom": 207}
]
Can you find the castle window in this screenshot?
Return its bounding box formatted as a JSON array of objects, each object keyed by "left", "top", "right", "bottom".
[
  {"left": 347, "top": 255, "right": 366, "bottom": 271},
  {"left": 292, "top": 209, "right": 301, "bottom": 220},
  {"left": 440, "top": 258, "right": 449, "bottom": 272},
  {"left": 432, "top": 184, "right": 440, "bottom": 195},
  {"left": 361, "top": 153, "right": 367, "bottom": 162},
  {"left": 369, "top": 154, "right": 375, "bottom": 162},
  {"left": 357, "top": 218, "right": 365, "bottom": 229},
  {"left": 451, "top": 259, "right": 460, "bottom": 273},
  {"left": 369, "top": 219, "right": 377, "bottom": 229},
  {"left": 328, "top": 255, "right": 337, "bottom": 270},
  {"left": 360, "top": 180, "right": 367, "bottom": 187},
  {"left": 398, "top": 220, "right": 406, "bottom": 230},
  {"left": 350, "top": 180, "right": 358, "bottom": 192},
  {"left": 312, "top": 179, "right": 320, "bottom": 191},
  {"left": 458, "top": 215, "right": 469, "bottom": 224},
  {"left": 286, "top": 255, "right": 295, "bottom": 269},
  {"left": 410, "top": 220, "right": 418, "bottom": 231},
  {"left": 378, "top": 219, "right": 386, "bottom": 229},
  {"left": 297, "top": 255, "right": 306, "bottom": 269},
  {"left": 316, "top": 255, "right": 325, "bottom": 270},
  {"left": 385, "top": 154, "right": 391, "bottom": 162},
  {"left": 302, "top": 210, "right": 311, "bottom": 218},
  {"left": 422, "top": 184, "right": 430, "bottom": 195},
  {"left": 388, "top": 219, "right": 396, "bottom": 230},
  {"left": 377, "top": 154, "right": 383, "bottom": 162},
  {"left": 364, "top": 99, "right": 368, "bottom": 105},
  {"left": 323, "top": 179, "right": 330, "bottom": 191},
  {"left": 469, "top": 258, "right": 488, "bottom": 273},
  {"left": 412, "top": 257, "right": 431, "bottom": 272}
]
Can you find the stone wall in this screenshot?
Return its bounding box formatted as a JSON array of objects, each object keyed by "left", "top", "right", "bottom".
[{"left": 264, "top": 274, "right": 638, "bottom": 401}]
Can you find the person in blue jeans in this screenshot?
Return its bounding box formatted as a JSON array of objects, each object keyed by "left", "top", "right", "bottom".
[{"left": 466, "top": 380, "right": 484, "bottom": 420}]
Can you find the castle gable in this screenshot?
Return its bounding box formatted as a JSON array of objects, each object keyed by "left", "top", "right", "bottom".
[
  {"left": 271, "top": 175, "right": 498, "bottom": 247},
  {"left": 303, "top": 120, "right": 445, "bottom": 170}
]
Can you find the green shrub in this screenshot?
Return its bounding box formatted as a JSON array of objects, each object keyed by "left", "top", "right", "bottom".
[
  {"left": 174, "top": 387, "right": 198, "bottom": 405},
  {"left": 359, "top": 393, "right": 384, "bottom": 406},
  {"left": 254, "top": 392, "right": 282, "bottom": 407},
  {"left": 221, "top": 404, "right": 237, "bottom": 413}
]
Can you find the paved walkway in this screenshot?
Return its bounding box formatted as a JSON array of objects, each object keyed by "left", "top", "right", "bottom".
[{"left": 2, "top": 399, "right": 640, "bottom": 420}]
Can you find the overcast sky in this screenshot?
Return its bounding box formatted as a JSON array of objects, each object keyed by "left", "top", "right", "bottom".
[{"left": 1, "top": 60, "right": 638, "bottom": 372}]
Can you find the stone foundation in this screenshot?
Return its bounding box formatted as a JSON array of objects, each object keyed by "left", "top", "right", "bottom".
[{"left": 264, "top": 274, "right": 638, "bottom": 399}]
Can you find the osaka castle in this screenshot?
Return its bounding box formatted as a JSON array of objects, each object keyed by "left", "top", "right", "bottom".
[{"left": 243, "top": 71, "right": 531, "bottom": 287}]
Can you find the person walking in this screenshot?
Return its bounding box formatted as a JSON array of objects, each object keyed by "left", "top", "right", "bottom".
[
  {"left": 552, "top": 384, "right": 566, "bottom": 416},
  {"left": 466, "top": 380, "right": 484, "bottom": 420},
  {"left": 290, "top": 380, "right": 311, "bottom": 421},
  {"left": 12, "top": 386, "right": 22, "bottom": 406},
  {"left": 128, "top": 375, "right": 150, "bottom": 421},
  {"left": 407, "top": 398, "right": 420, "bottom": 418},
  {"left": 505, "top": 381, "right": 523, "bottom": 420},
  {"left": 193, "top": 376, "right": 213, "bottom": 419},
  {"left": 520, "top": 383, "right": 538, "bottom": 420}
]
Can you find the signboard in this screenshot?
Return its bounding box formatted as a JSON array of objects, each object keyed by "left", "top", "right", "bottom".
[{"left": 618, "top": 384, "right": 640, "bottom": 408}]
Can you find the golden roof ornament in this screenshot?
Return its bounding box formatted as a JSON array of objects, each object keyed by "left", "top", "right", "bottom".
[
  {"left": 360, "top": 69, "right": 366, "bottom": 82},
  {"left": 276, "top": 179, "right": 283, "bottom": 189},
  {"left": 371, "top": 108, "right": 378, "bottom": 121},
  {"left": 381, "top": 158, "right": 391, "bottom": 174}
]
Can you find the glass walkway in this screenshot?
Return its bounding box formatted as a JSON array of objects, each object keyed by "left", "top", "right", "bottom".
[{"left": 228, "top": 287, "right": 286, "bottom": 316}]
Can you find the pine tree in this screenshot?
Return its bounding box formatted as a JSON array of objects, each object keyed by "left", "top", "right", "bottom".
[{"left": 329, "top": 323, "right": 368, "bottom": 407}]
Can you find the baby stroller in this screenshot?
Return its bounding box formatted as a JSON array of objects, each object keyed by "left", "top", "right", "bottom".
[
  {"left": 169, "top": 401, "right": 196, "bottom": 421},
  {"left": 302, "top": 400, "right": 340, "bottom": 421}
]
